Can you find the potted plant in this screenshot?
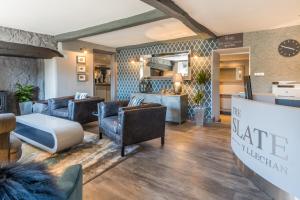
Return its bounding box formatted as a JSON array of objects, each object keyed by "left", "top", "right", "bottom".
[
  {"left": 193, "top": 70, "right": 209, "bottom": 126},
  {"left": 15, "top": 83, "right": 34, "bottom": 115}
]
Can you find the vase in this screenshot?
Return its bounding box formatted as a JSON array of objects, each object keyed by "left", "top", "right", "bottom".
[
  {"left": 194, "top": 106, "right": 205, "bottom": 126},
  {"left": 19, "top": 101, "right": 33, "bottom": 115}
]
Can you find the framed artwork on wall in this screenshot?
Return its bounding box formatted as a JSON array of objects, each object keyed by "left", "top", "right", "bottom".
[
  {"left": 78, "top": 74, "right": 88, "bottom": 82},
  {"left": 77, "top": 56, "right": 86, "bottom": 64},
  {"left": 77, "top": 65, "right": 87, "bottom": 73}
]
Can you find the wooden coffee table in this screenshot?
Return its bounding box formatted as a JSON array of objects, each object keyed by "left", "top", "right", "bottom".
[{"left": 14, "top": 113, "right": 84, "bottom": 153}]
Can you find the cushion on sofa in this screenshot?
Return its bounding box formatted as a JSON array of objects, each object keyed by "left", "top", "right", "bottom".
[
  {"left": 51, "top": 108, "right": 69, "bottom": 119},
  {"left": 127, "top": 96, "right": 144, "bottom": 107},
  {"left": 101, "top": 116, "right": 119, "bottom": 134},
  {"left": 75, "top": 92, "right": 88, "bottom": 100}
]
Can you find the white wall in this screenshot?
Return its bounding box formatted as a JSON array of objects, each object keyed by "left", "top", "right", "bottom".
[
  {"left": 56, "top": 51, "right": 94, "bottom": 97},
  {"left": 44, "top": 40, "right": 116, "bottom": 98},
  {"left": 44, "top": 58, "right": 58, "bottom": 99}
]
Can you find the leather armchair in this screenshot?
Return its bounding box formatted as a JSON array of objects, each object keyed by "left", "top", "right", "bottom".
[
  {"left": 48, "top": 96, "right": 104, "bottom": 124},
  {"left": 98, "top": 101, "right": 167, "bottom": 156}
]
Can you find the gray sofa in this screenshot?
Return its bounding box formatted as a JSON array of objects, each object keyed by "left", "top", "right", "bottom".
[
  {"left": 98, "top": 101, "right": 167, "bottom": 156},
  {"left": 48, "top": 96, "right": 104, "bottom": 124}
]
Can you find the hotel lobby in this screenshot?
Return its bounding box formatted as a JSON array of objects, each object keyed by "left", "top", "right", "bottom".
[{"left": 0, "top": 0, "right": 299, "bottom": 199}]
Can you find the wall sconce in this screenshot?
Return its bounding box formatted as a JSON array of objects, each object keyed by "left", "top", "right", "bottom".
[
  {"left": 80, "top": 48, "right": 88, "bottom": 54},
  {"left": 130, "top": 57, "right": 139, "bottom": 64},
  {"left": 173, "top": 73, "right": 183, "bottom": 94}
]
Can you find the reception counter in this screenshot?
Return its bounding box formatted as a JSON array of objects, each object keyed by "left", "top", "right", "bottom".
[{"left": 231, "top": 94, "right": 300, "bottom": 200}]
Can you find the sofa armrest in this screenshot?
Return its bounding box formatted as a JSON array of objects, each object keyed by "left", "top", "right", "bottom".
[
  {"left": 68, "top": 97, "right": 104, "bottom": 124},
  {"left": 98, "top": 100, "right": 129, "bottom": 120},
  {"left": 118, "top": 106, "right": 167, "bottom": 146},
  {"left": 48, "top": 96, "right": 74, "bottom": 115},
  {"left": 0, "top": 113, "right": 16, "bottom": 135},
  {"left": 57, "top": 164, "right": 82, "bottom": 200}
]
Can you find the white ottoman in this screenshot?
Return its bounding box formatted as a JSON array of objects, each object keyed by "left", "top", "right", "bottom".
[{"left": 14, "top": 113, "right": 84, "bottom": 153}]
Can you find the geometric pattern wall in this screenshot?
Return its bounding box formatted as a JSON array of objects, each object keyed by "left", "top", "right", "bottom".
[{"left": 117, "top": 38, "right": 217, "bottom": 119}]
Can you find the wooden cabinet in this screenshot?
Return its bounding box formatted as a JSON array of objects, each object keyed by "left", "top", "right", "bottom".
[{"left": 132, "top": 93, "right": 188, "bottom": 124}]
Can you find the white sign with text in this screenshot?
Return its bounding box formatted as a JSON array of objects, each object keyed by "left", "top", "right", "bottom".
[{"left": 231, "top": 97, "right": 300, "bottom": 198}]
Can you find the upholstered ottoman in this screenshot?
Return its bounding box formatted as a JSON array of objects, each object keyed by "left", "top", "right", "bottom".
[{"left": 14, "top": 113, "right": 84, "bottom": 153}]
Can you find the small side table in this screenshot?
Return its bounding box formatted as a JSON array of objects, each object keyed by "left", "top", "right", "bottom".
[{"left": 92, "top": 112, "right": 102, "bottom": 139}]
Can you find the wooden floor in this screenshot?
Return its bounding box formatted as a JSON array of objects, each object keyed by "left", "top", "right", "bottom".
[{"left": 83, "top": 122, "right": 271, "bottom": 200}]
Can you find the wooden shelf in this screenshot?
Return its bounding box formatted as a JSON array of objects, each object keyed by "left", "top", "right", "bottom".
[
  {"left": 220, "top": 80, "right": 243, "bottom": 84},
  {"left": 95, "top": 83, "right": 111, "bottom": 86}
]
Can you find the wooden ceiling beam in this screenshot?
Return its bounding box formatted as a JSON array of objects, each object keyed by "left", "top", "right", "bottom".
[
  {"left": 140, "top": 0, "right": 216, "bottom": 38},
  {"left": 54, "top": 9, "right": 169, "bottom": 42}
]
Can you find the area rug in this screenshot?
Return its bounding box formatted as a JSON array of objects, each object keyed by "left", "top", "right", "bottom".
[{"left": 18, "top": 132, "right": 140, "bottom": 184}]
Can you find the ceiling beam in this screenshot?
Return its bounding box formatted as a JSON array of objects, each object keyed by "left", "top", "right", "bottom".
[
  {"left": 55, "top": 9, "right": 169, "bottom": 42},
  {"left": 140, "top": 0, "right": 216, "bottom": 38}
]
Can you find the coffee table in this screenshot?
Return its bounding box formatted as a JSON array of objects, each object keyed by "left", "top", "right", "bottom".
[{"left": 14, "top": 113, "right": 84, "bottom": 153}]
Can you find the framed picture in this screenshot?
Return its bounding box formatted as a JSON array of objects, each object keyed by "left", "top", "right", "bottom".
[
  {"left": 77, "top": 56, "right": 86, "bottom": 64},
  {"left": 77, "top": 74, "right": 88, "bottom": 82},
  {"left": 77, "top": 65, "right": 86, "bottom": 73}
]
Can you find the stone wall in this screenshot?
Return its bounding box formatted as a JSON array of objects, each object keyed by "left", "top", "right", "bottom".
[
  {"left": 0, "top": 26, "right": 57, "bottom": 50},
  {"left": 0, "top": 26, "right": 57, "bottom": 113},
  {"left": 0, "top": 56, "right": 44, "bottom": 113}
]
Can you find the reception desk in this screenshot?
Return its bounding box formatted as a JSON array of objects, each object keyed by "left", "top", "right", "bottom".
[{"left": 231, "top": 94, "right": 300, "bottom": 200}]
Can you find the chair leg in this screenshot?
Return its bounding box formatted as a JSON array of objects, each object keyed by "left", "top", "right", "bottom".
[
  {"left": 99, "top": 128, "right": 102, "bottom": 139},
  {"left": 161, "top": 136, "right": 165, "bottom": 146},
  {"left": 121, "top": 146, "right": 125, "bottom": 157}
]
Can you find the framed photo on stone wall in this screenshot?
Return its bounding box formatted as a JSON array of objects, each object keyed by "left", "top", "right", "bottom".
[
  {"left": 77, "top": 56, "right": 86, "bottom": 64},
  {"left": 77, "top": 74, "right": 88, "bottom": 82}
]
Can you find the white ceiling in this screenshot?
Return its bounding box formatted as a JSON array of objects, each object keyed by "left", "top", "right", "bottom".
[
  {"left": 0, "top": 0, "right": 153, "bottom": 35},
  {"left": 0, "top": 0, "right": 300, "bottom": 48},
  {"left": 80, "top": 18, "right": 196, "bottom": 48},
  {"left": 173, "top": 0, "right": 300, "bottom": 35}
]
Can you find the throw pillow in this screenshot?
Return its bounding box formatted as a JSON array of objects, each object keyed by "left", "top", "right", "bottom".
[
  {"left": 127, "top": 96, "right": 144, "bottom": 107},
  {"left": 74, "top": 92, "right": 88, "bottom": 100}
]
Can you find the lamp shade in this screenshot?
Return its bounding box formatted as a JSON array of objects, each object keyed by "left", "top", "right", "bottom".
[{"left": 173, "top": 73, "right": 183, "bottom": 83}]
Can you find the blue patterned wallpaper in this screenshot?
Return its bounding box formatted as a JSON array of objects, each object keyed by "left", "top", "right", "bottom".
[{"left": 116, "top": 38, "right": 217, "bottom": 119}]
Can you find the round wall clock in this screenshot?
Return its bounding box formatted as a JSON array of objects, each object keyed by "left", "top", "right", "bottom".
[{"left": 278, "top": 39, "right": 300, "bottom": 57}]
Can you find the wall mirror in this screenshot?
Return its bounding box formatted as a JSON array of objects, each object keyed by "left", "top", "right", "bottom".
[{"left": 139, "top": 51, "right": 191, "bottom": 80}]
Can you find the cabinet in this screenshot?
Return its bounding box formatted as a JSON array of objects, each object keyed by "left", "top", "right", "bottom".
[{"left": 132, "top": 93, "right": 188, "bottom": 124}]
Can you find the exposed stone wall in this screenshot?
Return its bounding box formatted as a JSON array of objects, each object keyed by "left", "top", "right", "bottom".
[
  {"left": 0, "top": 56, "right": 44, "bottom": 113},
  {"left": 0, "top": 26, "right": 57, "bottom": 50}
]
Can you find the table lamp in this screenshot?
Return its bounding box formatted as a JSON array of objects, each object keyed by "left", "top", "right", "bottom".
[{"left": 173, "top": 73, "right": 183, "bottom": 94}]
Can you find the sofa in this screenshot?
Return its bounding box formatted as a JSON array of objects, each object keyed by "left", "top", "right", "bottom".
[
  {"left": 48, "top": 96, "right": 104, "bottom": 124},
  {"left": 98, "top": 101, "right": 167, "bottom": 156}
]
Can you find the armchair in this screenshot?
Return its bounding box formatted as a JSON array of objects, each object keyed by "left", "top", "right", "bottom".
[
  {"left": 98, "top": 101, "right": 167, "bottom": 156},
  {"left": 48, "top": 96, "right": 104, "bottom": 124}
]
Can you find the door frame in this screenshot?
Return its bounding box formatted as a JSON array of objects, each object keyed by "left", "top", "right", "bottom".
[{"left": 211, "top": 47, "right": 251, "bottom": 122}]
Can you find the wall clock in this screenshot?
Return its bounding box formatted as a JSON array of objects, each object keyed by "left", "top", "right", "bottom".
[{"left": 278, "top": 39, "right": 300, "bottom": 57}]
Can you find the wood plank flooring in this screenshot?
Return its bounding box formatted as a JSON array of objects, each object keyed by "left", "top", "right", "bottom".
[{"left": 83, "top": 122, "right": 271, "bottom": 200}]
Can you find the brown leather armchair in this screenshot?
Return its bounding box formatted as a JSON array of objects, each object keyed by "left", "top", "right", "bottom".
[
  {"left": 98, "top": 101, "right": 167, "bottom": 156},
  {"left": 48, "top": 96, "right": 104, "bottom": 124}
]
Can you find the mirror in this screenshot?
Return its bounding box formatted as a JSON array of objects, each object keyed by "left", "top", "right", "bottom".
[{"left": 140, "top": 52, "right": 191, "bottom": 80}]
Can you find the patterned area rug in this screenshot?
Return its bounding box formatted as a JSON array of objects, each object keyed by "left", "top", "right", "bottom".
[{"left": 18, "top": 132, "right": 140, "bottom": 184}]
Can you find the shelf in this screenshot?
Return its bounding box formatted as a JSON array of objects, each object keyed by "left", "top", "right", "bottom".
[
  {"left": 95, "top": 83, "right": 111, "bottom": 86},
  {"left": 220, "top": 80, "right": 243, "bottom": 84}
]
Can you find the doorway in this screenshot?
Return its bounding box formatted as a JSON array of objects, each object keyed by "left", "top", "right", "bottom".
[
  {"left": 93, "top": 50, "right": 116, "bottom": 101},
  {"left": 211, "top": 47, "right": 250, "bottom": 124}
]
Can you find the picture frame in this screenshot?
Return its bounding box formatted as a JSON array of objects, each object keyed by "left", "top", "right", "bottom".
[
  {"left": 77, "top": 56, "right": 86, "bottom": 64},
  {"left": 77, "top": 74, "right": 88, "bottom": 82},
  {"left": 77, "top": 65, "right": 87, "bottom": 73}
]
